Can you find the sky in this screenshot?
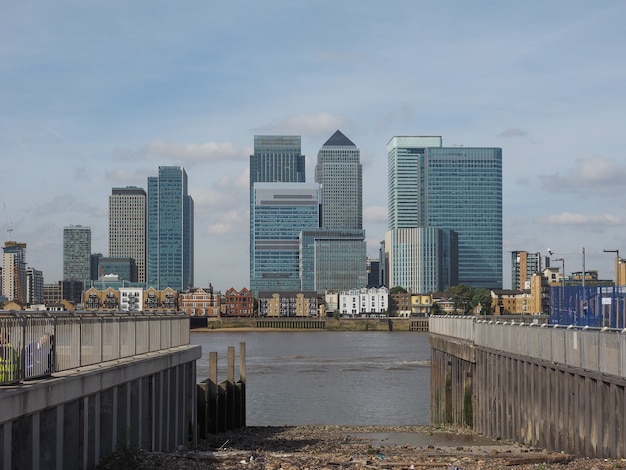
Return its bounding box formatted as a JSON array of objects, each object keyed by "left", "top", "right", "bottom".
[{"left": 2, "top": 1, "right": 626, "bottom": 292}]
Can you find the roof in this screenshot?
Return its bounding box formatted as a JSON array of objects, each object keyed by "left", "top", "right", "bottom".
[{"left": 322, "top": 130, "right": 355, "bottom": 147}]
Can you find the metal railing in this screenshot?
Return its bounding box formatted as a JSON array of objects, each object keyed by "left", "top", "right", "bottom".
[
  {"left": 430, "top": 315, "right": 626, "bottom": 377},
  {"left": 0, "top": 310, "right": 190, "bottom": 385}
]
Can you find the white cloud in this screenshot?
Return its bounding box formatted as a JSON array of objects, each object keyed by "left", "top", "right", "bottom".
[
  {"left": 142, "top": 140, "right": 247, "bottom": 164},
  {"left": 257, "top": 113, "right": 344, "bottom": 138},
  {"left": 364, "top": 206, "right": 387, "bottom": 223},
  {"left": 205, "top": 210, "right": 248, "bottom": 236},
  {"left": 537, "top": 212, "right": 623, "bottom": 226},
  {"left": 499, "top": 128, "right": 528, "bottom": 138},
  {"left": 541, "top": 156, "right": 626, "bottom": 195}
]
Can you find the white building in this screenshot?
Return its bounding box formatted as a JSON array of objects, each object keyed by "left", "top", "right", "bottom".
[
  {"left": 119, "top": 287, "right": 143, "bottom": 312},
  {"left": 339, "top": 287, "right": 388, "bottom": 316}
]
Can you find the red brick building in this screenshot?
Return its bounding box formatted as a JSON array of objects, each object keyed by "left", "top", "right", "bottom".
[
  {"left": 179, "top": 284, "right": 221, "bottom": 317},
  {"left": 221, "top": 287, "right": 254, "bottom": 317}
]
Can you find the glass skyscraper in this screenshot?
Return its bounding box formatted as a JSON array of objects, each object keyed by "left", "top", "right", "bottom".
[
  {"left": 147, "top": 166, "right": 194, "bottom": 291},
  {"left": 250, "top": 182, "right": 320, "bottom": 294},
  {"left": 249, "top": 136, "right": 305, "bottom": 189},
  {"left": 386, "top": 137, "right": 502, "bottom": 290},
  {"left": 249, "top": 136, "right": 306, "bottom": 292},
  {"left": 63, "top": 225, "right": 91, "bottom": 282}
]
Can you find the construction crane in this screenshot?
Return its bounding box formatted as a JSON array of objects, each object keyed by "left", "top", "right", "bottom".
[{"left": 3, "top": 202, "right": 13, "bottom": 241}]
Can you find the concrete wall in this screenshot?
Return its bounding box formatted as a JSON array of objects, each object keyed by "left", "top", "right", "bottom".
[
  {"left": 0, "top": 345, "right": 201, "bottom": 470},
  {"left": 430, "top": 331, "right": 626, "bottom": 459}
]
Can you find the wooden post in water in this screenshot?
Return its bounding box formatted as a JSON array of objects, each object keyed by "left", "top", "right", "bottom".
[
  {"left": 239, "top": 342, "right": 246, "bottom": 427},
  {"left": 226, "top": 346, "right": 235, "bottom": 431},
  {"left": 208, "top": 351, "right": 219, "bottom": 434}
]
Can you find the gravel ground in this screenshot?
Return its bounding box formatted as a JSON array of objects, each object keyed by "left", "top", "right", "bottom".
[{"left": 100, "top": 425, "right": 626, "bottom": 469}]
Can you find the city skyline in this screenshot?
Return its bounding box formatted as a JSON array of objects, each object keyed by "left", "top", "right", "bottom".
[{"left": 3, "top": 2, "right": 626, "bottom": 291}]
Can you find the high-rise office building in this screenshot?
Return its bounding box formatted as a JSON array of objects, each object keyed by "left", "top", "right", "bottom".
[
  {"left": 300, "top": 229, "right": 367, "bottom": 292},
  {"left": 383, "top": 227, "right": 458, "bottom": 293},
  {"left": 386, "top": 136, "right": 502, "bottom": 290},
  {"left": 147, "top": 166, "right": 194, "bottom": 291},
  {"left": 249, "top": 136, "right": 305, "bottom": 189},
  {"left": 63, "top": 225, "right": 91, "bottom": 282},
  {"left": 109, "top": 186, "right": 147, "bottom": 283},
  {"left": 250, "top": 182, "right": 320, "bottom": 294},
  {"left": 511, "top": 251, "right": 549, "bottom": 290},
  {"left": 26, "top": 267, "right": 44, "bottom": 304},
  {"left": 249, "top": 136, "right": 306, "bottom": 291},
  {"left": 2, "top": 241, "right": 27, "bottom": 302},
  {"left": 315, "top": 130, "right": 362, "bottom": 230},
  {"left": 308, "top": 130, "right": 367, "bottom": 292}
]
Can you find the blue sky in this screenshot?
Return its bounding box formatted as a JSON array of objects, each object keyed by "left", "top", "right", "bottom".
[{"left": 2, "top": 1, "right": 626, "bottom": 291}]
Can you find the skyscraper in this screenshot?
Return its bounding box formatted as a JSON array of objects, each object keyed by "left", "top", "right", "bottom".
[
  {"left": 2, "top": 241, "right": 27, "bottom": 302},
  {"left": 63, "top": 225, "right": 91, "bottom": 282},
  {"left": 250, "top": 182, "right": 321, "bottom": 294},
  {"left": 383, "top": 227, "right": 458, "bottom": 293},
  {"left": 249, "top": 136, "right": 306, "bottom": 291},
  {"left": 386, "top": 136, "right": 502, "bottom": 290},
  {"left": 249, "top": 136, "right": 305, "bottom": 189},
  {"left": 315, "top": 130, "right": 362, "bottom": 230},
  {"left": 109, "top": 186, "right": 147, "bottom": 283},
  {"left": 147, "top": 166, "right": 194, "bottom": 291},
  {"left": 302, "top": 130, "right": 367, "bottom": 293},
  {"left": 300, "top": 229, "right": 367, "bottom": 292}
]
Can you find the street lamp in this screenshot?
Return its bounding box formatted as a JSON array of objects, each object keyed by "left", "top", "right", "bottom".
[
  {"left": 548, "top": 247, "right": 586, "bottom": 323},
  {"left": 548, "top": 247, "right": 586, "bottom": 288}
]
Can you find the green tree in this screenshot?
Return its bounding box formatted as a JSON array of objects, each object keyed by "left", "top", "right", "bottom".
[
  {"left": 471, "top": 288, "right": 492, "bottom": 315},
  {"left": 446, "top": 284, "right": 473, "bottom": 314},
  {"left": 389, "top": 286, "right": 408, "bottom": 294}
]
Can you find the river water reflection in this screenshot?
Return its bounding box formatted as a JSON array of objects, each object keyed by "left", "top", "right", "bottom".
[{"left": 191, "top": 330, "right": 431, "bottom": 426}]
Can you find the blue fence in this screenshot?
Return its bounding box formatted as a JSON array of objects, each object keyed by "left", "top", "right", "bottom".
[{"left": 550, "top": 285, "right": 626, "bottom": 328}]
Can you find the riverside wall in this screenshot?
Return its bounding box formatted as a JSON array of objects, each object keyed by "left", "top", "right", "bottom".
[
  {"left": 430, "top": 327, "right": 626, "bottom": 459},
  {"left": 0, "top": 345, "right": 201, "bottom": 470}
]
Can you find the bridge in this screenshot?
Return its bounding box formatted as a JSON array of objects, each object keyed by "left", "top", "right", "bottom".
[
  {"left": 0, "top": 311, "right": 201, "bottom": 470},
  {"left": 430, "top": 315, "right": 626, "bottom": 459}
]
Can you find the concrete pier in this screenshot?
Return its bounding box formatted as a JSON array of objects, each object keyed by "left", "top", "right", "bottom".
[{"left": 430, "top": 317, "right": 626, "bottom": 459}]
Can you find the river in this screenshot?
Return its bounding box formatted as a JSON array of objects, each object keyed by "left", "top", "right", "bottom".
[{"left": 190, "top": 330, "right": 431, "bottom": 426}]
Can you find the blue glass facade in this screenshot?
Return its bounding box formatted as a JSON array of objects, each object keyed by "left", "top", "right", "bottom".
[
  {"left": 251, "top": 183, "right": 320, "bottom": 295},
  {"left": 300, "top": 229, "right": 367, "bottom": 293},
  {"left": 147, "top": 166, "right": 194, "bottom": 290},
  {"left": 425, "top": 147, "right": 502, "bottom": 288},
  {"left": 387, "top": 137, "right": 502, "bottom": 290},
  {"left": 249, "top": 136, "right": 306, "bottom": 290}
]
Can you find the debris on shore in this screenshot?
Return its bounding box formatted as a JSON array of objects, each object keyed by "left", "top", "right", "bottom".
[{"left": 99, "top": 425, "right": 625, "bottom": 469}]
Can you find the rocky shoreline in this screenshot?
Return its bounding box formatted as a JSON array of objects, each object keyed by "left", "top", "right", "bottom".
[{"left": 99, "top": 425, "right": 625, "bottom": 469}]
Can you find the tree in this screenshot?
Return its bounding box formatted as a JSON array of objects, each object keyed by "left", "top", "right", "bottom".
[
  {"left": 471, "top": 288, "right": 492, "bottom": 315},
  {"left": 446, "top": 284, "right": 473, "bottom": 314},
  {"left": 389, "top": 286, "right": 408, "bottom": 294}
]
